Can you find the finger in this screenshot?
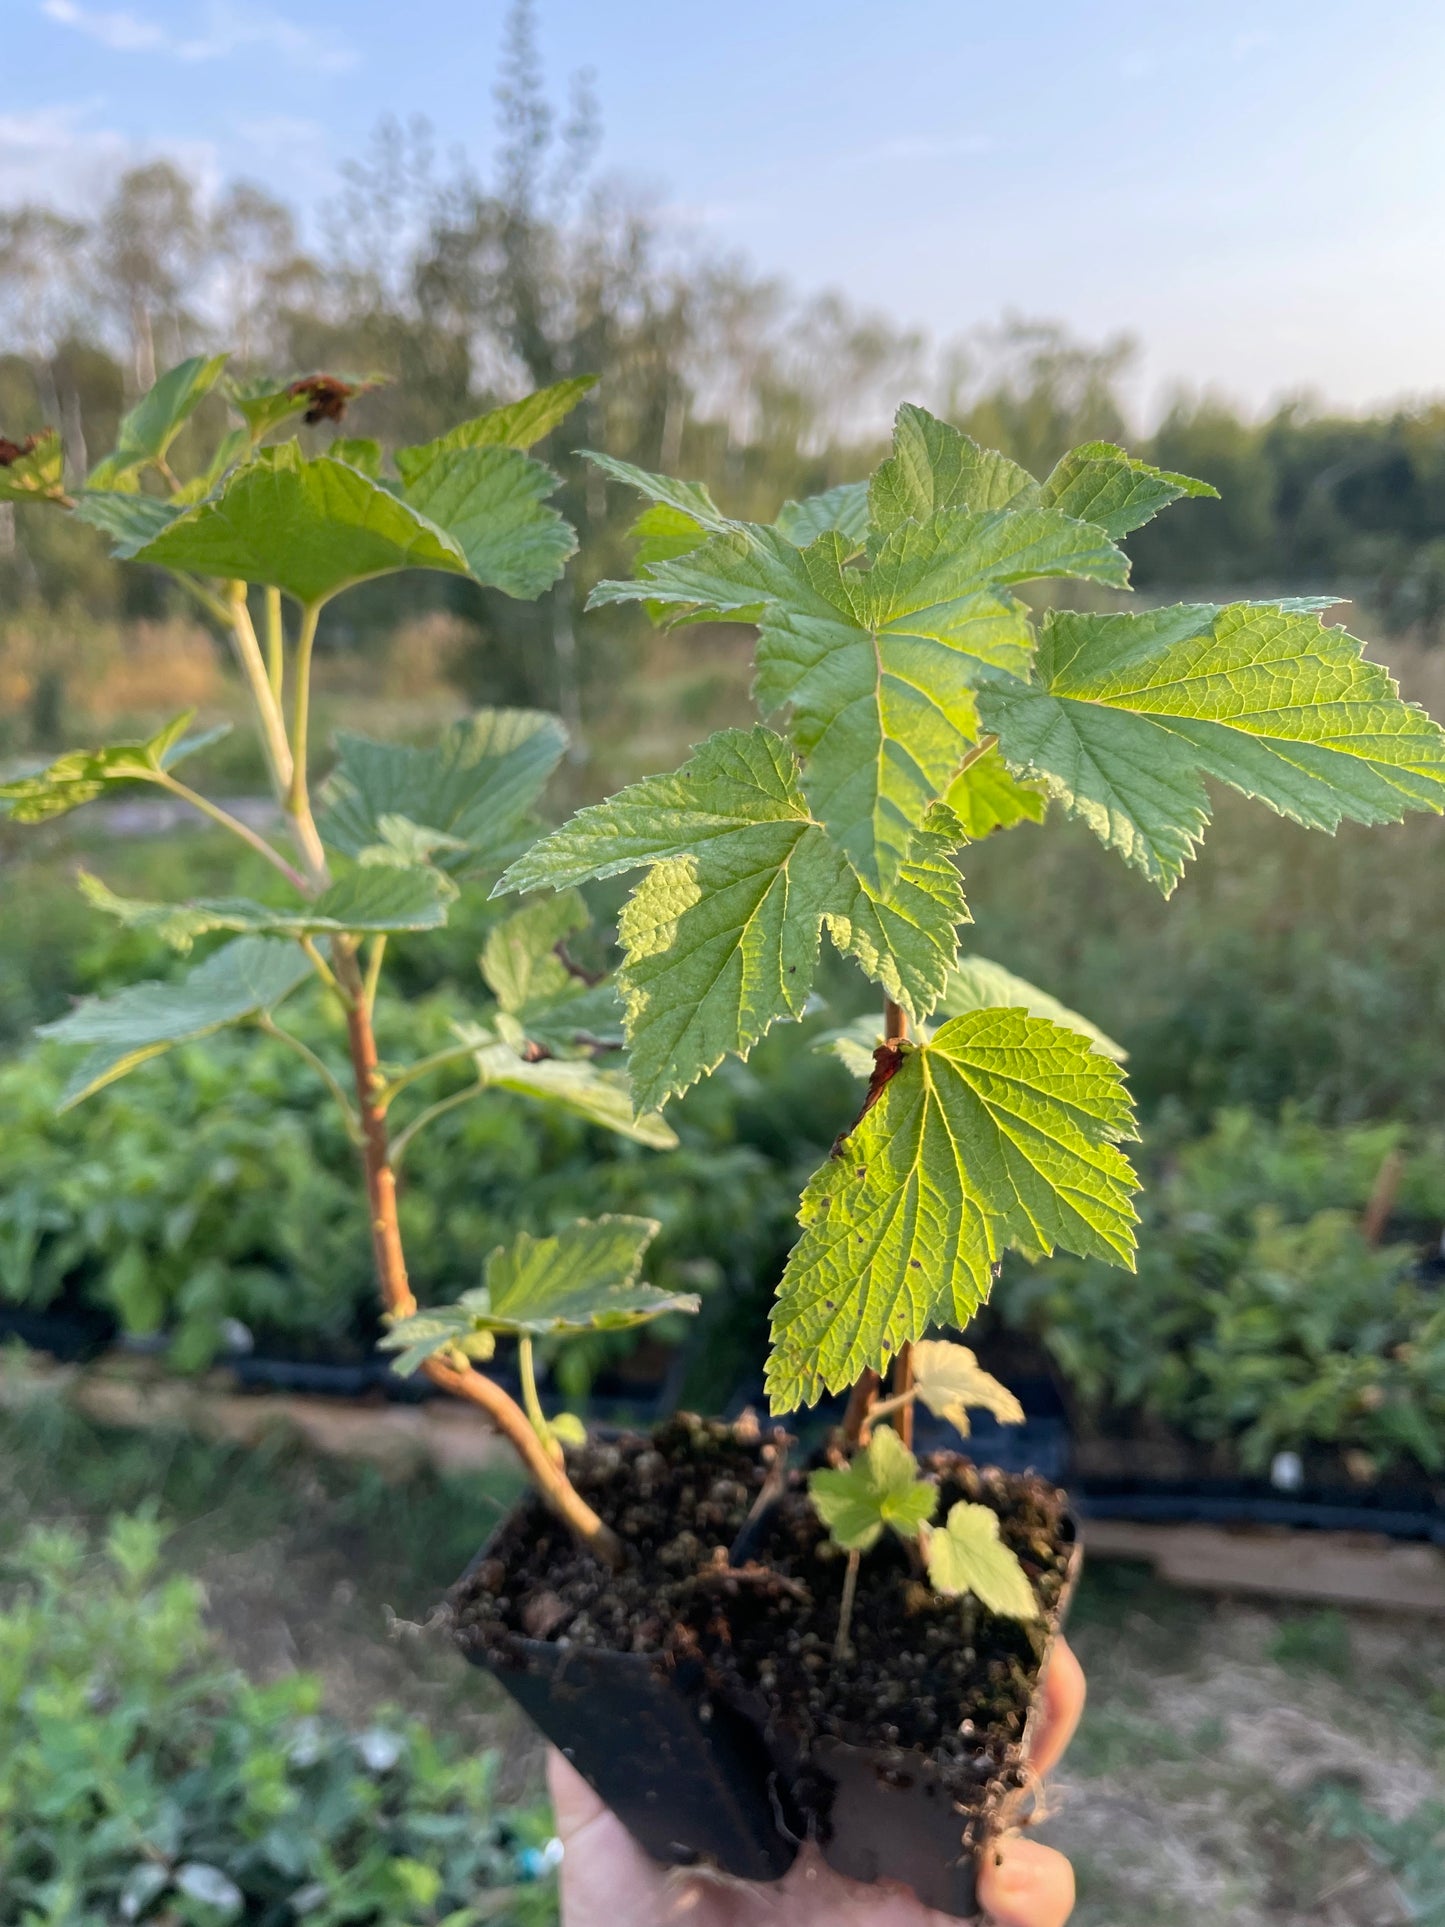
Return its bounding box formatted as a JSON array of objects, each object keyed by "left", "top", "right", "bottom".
[
  {"left": 1027, "top": 1637, "right": 1086, "bottom": 1780},
  {"left": 546, "top": 1752, "right": 671, "bottom": 1927},
  {"left": 546, "top": 1749, "right": 610, "bottom": 1838},
  {"left": 977, "top": 1836, "right": 1076, "bottom": 1927}
]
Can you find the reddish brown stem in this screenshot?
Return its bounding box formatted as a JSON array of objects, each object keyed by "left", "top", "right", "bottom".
[
  {"left": 333, "top": 940, "right": 624, "bottom": 1568},
  {"left": 841, "top": 1369, "right": 879, "bottom": 1449}
]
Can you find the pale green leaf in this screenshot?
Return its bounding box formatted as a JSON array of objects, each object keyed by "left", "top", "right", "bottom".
[
  {"left": 321, "top": 709, "right": 567, "bottom": 875},
  {"left": 462, "top": 1033, "right": 677, "bottom": 1146},
  {"left": 89, "top": 354, "right": 228, "bottom": 484},
  {"left": 1038, "top": 441, "right": 1217, "bottom": 538},
  {"left": 583, "top": 451, "right": 734, "bottom": 535},
  {"left": 808, "top": 1425, "right": 936, "bottom": 1552},
  {"left": 869, "top": 404, "right": 1036, "bottom": 534},
  {"left": 766, "top": 1008, "right": 1140, "bottom": 1411},
  {"left": 478, "top": 1215, "right": 690, "bottom": 1333},
  {"left": 776, "top": 481, "right": 871, "bottom": 549},
  {"left": 225, "top": 371, "right": 384, "bottom": 442},
  {"left": 77, "top": 865, "right": 452, "bottom": 953},
  {"left": 133, "top": 443, "right": 469, "bottom": 604},
  {"left": 75, "top": 490, "right": 183, "bottom": 557},
  {"left": 37, "top": 936, "right": 311, "bottom": 1110},
  {"left": 376, "top": 1309, "right": 497, "bottom": 1377},
  {"left": 0, "top": 428, "right": 67, "bottom": 503},
  {"left": 399, "top": 445, "right": 575, "bottom": 597},
  {"left": 910, "top": 1340, "right": 1025, "bottom": 1438},
  {"left": 550, "top": 1411, "right": 588, "bottom": 1447},
  {"left": 395, "top": 377, "right": 596, "bottom": 483},
  {"left": 944, "top": 741, "right": 1047, "bottom": 837},
  {"left": 925, "top": 1501, "right": 1039, "bottom": 1619},
  {"left": 328, "top": 436, "right": 383, "bottom": 476},
  {"left": 498, "top": 728, "right": 964, "bottom": 1108},
  {"left": 0, "top": 712, "right": 223, "bottom": 822},
  {"left": 979, "top": 601, "right": 1445, "bottom": 893},
  {"left": 940, "top": 956, "right": 1126, "bottom": 1060},
  {"left": 480, "top": 890, "right": 623, "bottom": 1054},
  {"left": 628, "top": 500, "right": 708, "bottom": 569}
]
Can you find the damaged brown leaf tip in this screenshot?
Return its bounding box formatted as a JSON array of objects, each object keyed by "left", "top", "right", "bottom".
[
  {"left": 0, "top": 432, "right": 43, "bottom": 467},
  {"left": 287, "top": 376, "right": 358, "bottom": 425}
]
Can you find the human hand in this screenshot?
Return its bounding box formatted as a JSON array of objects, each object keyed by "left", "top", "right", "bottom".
[{"left": 547, "top": 1635, "right": 1084, "bottom": 1927}]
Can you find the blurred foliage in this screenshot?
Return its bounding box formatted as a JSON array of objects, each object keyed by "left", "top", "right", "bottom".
[
  {"left": 1002, "top": 1108, "right": 1445, "bottom": 1476},
  {"left": 0, "top": 1511, "right": 556, "bottom": 1925}
]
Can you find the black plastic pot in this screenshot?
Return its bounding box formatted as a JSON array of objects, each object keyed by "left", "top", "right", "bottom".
[{"left": 456, "top": 1613, "right": 800, "bottom": 1880}]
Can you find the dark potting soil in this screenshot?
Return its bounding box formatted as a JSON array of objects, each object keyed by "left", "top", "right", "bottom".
[{"left": 450, "top": 1415, "right": 1073, "bottom": 1805}]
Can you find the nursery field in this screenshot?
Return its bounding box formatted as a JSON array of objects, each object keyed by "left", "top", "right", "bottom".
[{"left": 4, "top": 1389, "right": 1441, "bottom": 1927}]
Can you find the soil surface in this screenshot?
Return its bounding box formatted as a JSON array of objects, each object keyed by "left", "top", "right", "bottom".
[{"left": 450, "top": 1415, "right": 1075, "bottom": 1806}]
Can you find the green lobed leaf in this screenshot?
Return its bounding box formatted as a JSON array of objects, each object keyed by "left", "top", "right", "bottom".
[
  {"left": 910, "top": 1339, "right": 1025, "bottom": 1438},
  {"left": 1037, "top": 441, "right": 1217, "bottom": 538},
  {"left": 497, "top": 727, "right": 965, "bottom": 1109},
  {"left": 398, "top": 445, "right": 575, "bottom": 598},
  {"left": 321, "top": 709, "right": 567, "bottom": 875},
  {"left": 583, "top": 451, "right": 734, "bottom": 536},
  {"left": 979, "top": 601, "right": 1445, "bottom": 893},
  {"left": 375, "top": 1310, "right": 498, "bottom": 1377},
  {"left": 766, "top": 1008, "right": 1140, "bottom": 1412},
  {"left": 395, "top": 377, "right": 597, "bottom": 484},
  {"left": 808, "top": 1425, "right": 936, "bottom": 1552},
  {"left": 460, "top": 1031, "right": 678, "bottom": 1147},
  {"left": 480, "top": 890, "right": 623, "bottom": 1055},
  {"left": 594, "top": 498, "right": 1125, "bottom": 889},
  {"left": 75, "top": 489, "right": 184, "bottom": 557},
  {"left": 133, "top": 443, "right": 470, "bottom": 604},
  {"left": 925, "top": 1501, "right": 1039, "bottom": 1619},
  {"left": 939, "top": 956, "right": 1126, "bottom": 1060},
  {"left": 0, "top": 428, "right": 68, "bottom": 503},
  {"left": 328, "top": 436, "right": 383, "bottom": 476},
  {"left": 77, "top": 865, "right": 453, "bottom": 953},
  {"left": 775, "top": 480, "right": 872, "bottom": 550},
  {"left": 0, "top": 712, "right": 227, "bottom": 822},
  {"left": 88, "top": 354, "right": 229, "bottom": 485},
  {"left": 869, "top": 404, "right": 1036, "bottom": 533},
  {"left": 37, "top": 936, "right": 311, "bottom": 1110},
  {"left": 943, "top": 741, "right": 1047, "bottom": 837}
]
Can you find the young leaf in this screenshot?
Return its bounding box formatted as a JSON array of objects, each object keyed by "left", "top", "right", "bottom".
[
  {"left": 1037, "top": 441, "right": 1217, "bottom": 538},
  {"left": 497, "top": 727, "right": 964, "bottom": 1109},
  {"left": 0, "top": 428, "right": 68, "bottom": 503},
  {"left": 925, "top": 1501, "right": 1039, "bottom": 1620},
  {"left": 398, "top": 446, "right": 575, "bottom": 597},
  {"left": 37, "top": 937, "right": 311, "bottom": 1110},
  {"left": 944, "top": 741, "right": 1046, "bottom": 837},
  {"left": 395, "top": 377, "right": 597, "bottom": 482},
  {"left": 775, "top": 481, "right": 871, "bottom": 550},
  {"left": 480, "top": 891, "right": 623, "bottom": 1054},
  {"left": 88, "top": 353, "right": 229, "bottom": 485},
  {"left": 979, "top": 602, "right": 1445, "bottom": 893},
  {"left": 595, "top": 509, "right": 1125, "bottom": 890},
  {"left": 808, "top": 1425, "right": 936, "bottom": 1552},
  {"left": 0, "top": 713, "right": 228, "bottom": 821},
  {"left": 376, "top": 1309, "right": 498, "bottom": 1378},
  {"left": 460, "top": 1031, "right": 677, "bottom": 1147},
  {"left": 379, "top": 1215, "right": 695, "bottom": 1373},
  {"left": 909, "top": 1340, "right": 1025, "bottom": 1437},
  {"left": 133, "top": 444, "right": 471, "bottom": 604},
  {"left": 939, "top": 956, "right": 1126, "bottom": 1060},
  {"left": 321, "top": 710, "right": 568, "bottom": 875},
  {"left": 766, "top": 1008, "right": 1140, "bottom": 1412},
  {"left": 78, "top": 866, "right": 453, "bottom": 953}
]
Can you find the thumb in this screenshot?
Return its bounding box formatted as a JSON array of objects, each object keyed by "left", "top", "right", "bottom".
[{"left": 976, "top": 1834, "right": 1075, "bottom": 1927}]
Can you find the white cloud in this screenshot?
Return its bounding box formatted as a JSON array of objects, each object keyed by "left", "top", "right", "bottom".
[
  {"left": 41, "top": 0, "right": 358, "bottom": 73},
  {"left": 0, "top": 101, "right": 218, "bottom": 209}
]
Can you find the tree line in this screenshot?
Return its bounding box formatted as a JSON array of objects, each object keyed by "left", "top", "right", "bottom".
[{"left": 3, "top": 0, "right": 1445, "bottom": 739}]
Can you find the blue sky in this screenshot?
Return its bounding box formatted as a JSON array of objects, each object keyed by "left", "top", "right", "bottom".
[{"left": 7, "top": 0, "right": 1445, "bottom": 419}]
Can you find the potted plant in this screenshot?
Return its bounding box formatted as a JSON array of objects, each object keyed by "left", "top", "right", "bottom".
[{"left": 6, "top": 369, "right": 1445, "bottom": 1917}]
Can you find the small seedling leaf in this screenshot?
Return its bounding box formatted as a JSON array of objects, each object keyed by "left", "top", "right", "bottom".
[
  {"left": 808, "top": 1426, "right": 936, "bottom": 1552},
  {"left": 910, "top": 1340, "right": 1025, "bottom": 1438},
  {"left": 38, "top": 937, "right": 311, "bottom": 1109},
  {"left": 925, "top": 1501, "right": 1039, "bottom": 1620},
  {"left": 767, "top": 1008, "right": 1139, "bottom": 1411},
  {"left": 0, "top": 712, "right": 225, "bottom": 822},
  {"left": 979, "top": 602, "right": 1445, "bottom": 893}
]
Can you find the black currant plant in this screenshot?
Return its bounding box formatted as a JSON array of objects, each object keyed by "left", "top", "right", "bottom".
[
  {"left": 500, "top": 403, "right": 1445, "bottom": 1469},
  {"left": 0, "top": 356, "right": 700, "bottom": 1565}
]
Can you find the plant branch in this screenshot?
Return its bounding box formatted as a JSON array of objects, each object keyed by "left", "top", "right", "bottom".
[
  {"left": 867, "top": 1388, "right": 918, "bottom": 1426},
  {"left": 376, "top": 1042, "right": 479, "bottom": 1108},
  {"left": 153, "top": 774, "right": 309, "bottom": 892},
  {"left": 518, "top": 1336, "right": 562, "bottom": 1464},
  {"left": 225, "top": 580, "right": 296, "bottom": 803},
  {"left": 264, "top": 586, "right": 284, "bottom": 703},
  {"left": 835, "top": 1548, "right": 861, "bottom": 1660},
  {"left": 954, "top": 732, "right": 1000, "bottom": 778},
  {"left": 299, "top": 936, "right": 348, "bottom": 1006},
  {"left": 362, "top": 936, "right": 386, "bottom": 1015},
  {"left": 330, "top": 936, "right": 621, "bottom": 1566},
  {"left": 284, "top": 598, "right": 330, "bottom": 888},
  {"left": 841, "top": 1369, "right": 879, "bottom": 1449},
  {"left": 255, "top": 1013, "right": 361, "bottom": 1142}
]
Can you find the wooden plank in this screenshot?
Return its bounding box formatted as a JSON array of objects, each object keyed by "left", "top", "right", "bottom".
[{"left": 1083, "top": 1517, "right": 1445, "bottom": 1615}]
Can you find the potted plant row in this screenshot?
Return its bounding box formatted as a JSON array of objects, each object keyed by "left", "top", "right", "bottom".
[{"left": 6, "top": 356, "right": 1445, "bottom": 1915}]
